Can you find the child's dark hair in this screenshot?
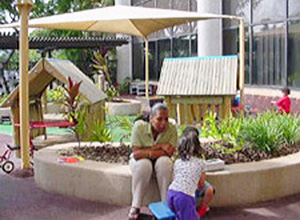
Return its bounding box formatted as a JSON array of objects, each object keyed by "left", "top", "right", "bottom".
[
  {"left": 178, "top": 126, "right": 202, "bottom": 161},
  {"left": 281, "top": 87, "right": 290, "bottom": 95}
]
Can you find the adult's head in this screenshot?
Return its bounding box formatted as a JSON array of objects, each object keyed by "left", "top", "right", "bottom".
[{"left": 150, "top": 103, "right": 169, "bottom": 133}]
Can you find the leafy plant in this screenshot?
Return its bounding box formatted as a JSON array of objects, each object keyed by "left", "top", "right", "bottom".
[
  {"left": 118, "top": 77, "right": 131, "bottom": 95},
  {"left": 0, "top": 94, "right": 8, "bottom": 105},
  {"left": 92, "top": 50, "right": 119, "bottom": 101},
  {"left": 239, "top": 111, "right": 300, "bottom": 152},
  {"left": 61, "top": 77, "right": 82, "bottom": 124},
  {"left": 89, "top": 120, "right": 113, "bottom": 143},
  {"left": 107, "top": 116, "right": 135, "bottom": 144},
  {"left": 73, "top": 105, "right": 88, "bottom": 146},
  {"left": 54, "top": 77, "right": 85, "bottom": 146},
  {"left": 200, "top": 112, "right": 221, "bottom": 139}
]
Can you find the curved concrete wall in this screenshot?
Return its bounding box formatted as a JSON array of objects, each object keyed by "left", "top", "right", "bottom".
[
  {"left": 206, "top": 151, "right": 300, "bottom": 206},
  {"left": 34, "top": 143, "right": 300, "bottom": 207}
]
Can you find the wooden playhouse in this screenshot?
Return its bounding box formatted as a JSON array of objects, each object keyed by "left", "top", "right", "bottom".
[
  {"left": 1, "top": 58, "right": 106, "bottom": 146},
  {"left": 157, "top": 55, "right": 239, "bottom": 125}
]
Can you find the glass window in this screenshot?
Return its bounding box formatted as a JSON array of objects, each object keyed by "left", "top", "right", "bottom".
[
  {"left": 172, "top": 0, "right": 190, "bottom": 34},
  {"left": 173, "top": 35, "right": 190, "bottom": 58},
  {"left": 190, "top": 21, "right": 197, "bottom": 34},
  {"left": 287, "top": 20, "right": 300, "bottom": 87},
  {"left": 223, "top": 0, "right": 250, "bottom": 28},
  {"left": 191, "top": 34, "right": 197, "bottom": 57},
  {"left": 157, "top": 0, "right": 171, "bottom": 9},
  {"left": 288, "top": 0, "right": 300, "bottom": 18},
  {"left": 173, "top": 0, "right": 189, "bottom": 11},
  {"left": 173, "top": 24, "right": 190, "bottom": 36},
  {"left": 252, "top": 0, "right": 286, "bottom": 24},
  {"left": 252, "top": 23, "right": 286, "bottom": 86},
  {"left": 132, "top": 37, "right": 144, "bottom": 80},
  {"left": 158, "top": 39, "right": 171, "bottom": 79},
  {"left": 132, "top": 0, "right": 154, "bottom": 7},
  {"left": 148, "top": 41, "right": 157, "bottom": 80},
  {"left": 223, "top": 28, "right": 238, "bottom": 55},
  {"left": 190, "top": 0, "right": 197, "bottom": 12}
]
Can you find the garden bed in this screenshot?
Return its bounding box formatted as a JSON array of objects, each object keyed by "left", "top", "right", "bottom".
[{"left": 58, "top": 141, "right": 300, "bottom": 165}]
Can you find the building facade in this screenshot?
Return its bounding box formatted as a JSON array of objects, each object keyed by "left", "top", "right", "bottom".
[{"left": 116, "top": 0, "right": 300, "bottom": 89}]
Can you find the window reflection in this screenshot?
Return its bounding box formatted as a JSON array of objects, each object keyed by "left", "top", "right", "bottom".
[
  {"left": 288, "top": 20, "right": 300, "bottom": 87},
  {"left": 252, "top": 23, "right": 285, "bottom": 86},
  {"left": 289, "top": 0, "right": 300, "bottom": 18},
  {"left": 252, "top": 0, "right": 286, "bottom": 24}
]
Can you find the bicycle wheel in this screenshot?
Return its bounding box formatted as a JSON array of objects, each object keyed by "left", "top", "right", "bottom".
[{"left": 2, "top": 160, "right": 14, "bottom": 174}]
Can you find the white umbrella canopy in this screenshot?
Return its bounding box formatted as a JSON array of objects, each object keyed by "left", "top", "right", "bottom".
[
  {"left": 1, "top": 5, "right": 239, "bottom": 38},
  {"left": 0, "top": 5, "right": 242, "bottom": 98}
]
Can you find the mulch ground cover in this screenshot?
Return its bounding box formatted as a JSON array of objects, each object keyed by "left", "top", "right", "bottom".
[{"left": 58, "top": 142, "right": 300, "bottom": 165}]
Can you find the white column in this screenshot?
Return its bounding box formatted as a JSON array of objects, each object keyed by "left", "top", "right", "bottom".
[
  {"left": 197, "top": 0, "right": 223, "bottom": 56},
  {"left": 115, "top": 0, "right": 132, "bottom": 83}
]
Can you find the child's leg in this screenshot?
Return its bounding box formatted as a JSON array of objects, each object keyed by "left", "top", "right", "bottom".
[
  {"left": 195, "top": 181, "right": 215, "bottom": 217},
  {"left": 168, "top": 190, "right": 200, "bottom": 220},
  {"left": 201, "top": 184, "right": 214, "bottom": 207}
]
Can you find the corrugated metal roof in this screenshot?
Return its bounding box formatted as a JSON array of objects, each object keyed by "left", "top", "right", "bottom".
[
  {"left": 1, "top": 58, "right": 106, "bottom": 107},
  {"left": 157, "top": 55, "right": 238, "bottom": 96},
  {"left": 0, "top": 32, "right": 128, "bottom": 50}
]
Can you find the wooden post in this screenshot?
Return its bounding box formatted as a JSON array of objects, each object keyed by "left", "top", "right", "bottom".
[
  {"left": 211, "top": 104, "right": 216, "bottom": 115},
  {"left": 177, "top": 104, "right": 185, "bottom": 125},
  {"left": 224, "top": 96, "right": 232, "bottom": 119},
  {"left": 144, "top": 37, "right": 149, "bottom": 98},
  {"left": 187, "top": 104, "right": 193, "bottom": 125},
  {"left": 192, "top": 104, "right": 201, "bottom": 124},
  {"left": 16, "top": 0, "right": 33, "bottom": 169},
  {"left": 42, "top": 89, "right": 47, "bottom": 113},
  {"left": 218, "top": 103, "right": 224, "bottom": 120},
  {"left": 165, "top": 96, "right": 176, "bottom": 119},
  {"left": 239, "top": 19, "right": 245, "bottom": 117}
]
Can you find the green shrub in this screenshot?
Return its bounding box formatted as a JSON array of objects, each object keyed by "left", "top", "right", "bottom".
[
  {"left": 88, "top": 120, "right": 113, "bottom": 143},
  {"left": 239, "top": 112, "right": 300, "bottom": 152},
  {"left": 200, "top": 111, "right": 300, "bottom": 153},
  {"left": 200, "top": 112, "right": 243, "bottom": 150}
]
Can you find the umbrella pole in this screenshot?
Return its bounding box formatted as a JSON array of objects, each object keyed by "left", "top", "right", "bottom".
[
  {"left": 239, "top": 19, "right": 245, "bottom": 117},
  {"left": 145, "top": 37, "right": 149, "bottom": 98},
  {"left": 16, "top": 0, "right": 33, "bottom": 169}
]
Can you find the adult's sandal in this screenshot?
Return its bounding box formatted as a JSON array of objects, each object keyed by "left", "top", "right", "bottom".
[{"left": 128, "top": 207, "right": 140, "bottom": 220}]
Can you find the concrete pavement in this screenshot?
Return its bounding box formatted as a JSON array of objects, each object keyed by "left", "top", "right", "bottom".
[{"left": 1, "top": 133, "right": 299, "bottom": 220}]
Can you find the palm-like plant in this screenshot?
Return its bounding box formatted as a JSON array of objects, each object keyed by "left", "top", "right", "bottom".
[
  {"left": 92, "top": 49, "right": 119, "bottom": 101},
  {"left": 62, "top": 77, "right": 82, "bottom": 124}
]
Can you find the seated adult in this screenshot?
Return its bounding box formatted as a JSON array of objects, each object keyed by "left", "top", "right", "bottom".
[{"left": 128, "top": 103, "right": 178, "bottom": 220}]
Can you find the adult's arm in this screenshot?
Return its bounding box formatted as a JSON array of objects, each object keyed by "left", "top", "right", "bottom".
[
  {"left": 131, "top": 121, "right": 177, "bottom": 160},
  {"left": 132, "top": 145, "right": 170, "bottom": 160}
]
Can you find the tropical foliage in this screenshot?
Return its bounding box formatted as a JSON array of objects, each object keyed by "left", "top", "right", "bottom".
[
  {"left": 200, "top": 111, "right": 300, "bottom": 153},
  {"left": 92, "top": 50, "right": 119, "bottom": 101}
]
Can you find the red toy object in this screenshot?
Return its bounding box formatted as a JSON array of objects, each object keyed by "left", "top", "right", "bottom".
[
  {"left": 59, "top": 156, "right": 84, "bottom": 164},
  {"left": 197, "top": 205, "right": 209, "bottom": 218}
]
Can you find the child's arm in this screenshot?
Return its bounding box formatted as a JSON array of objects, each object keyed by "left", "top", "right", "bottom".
[{"left": 198, "top": 172, "right": 206, "bottom": 190}]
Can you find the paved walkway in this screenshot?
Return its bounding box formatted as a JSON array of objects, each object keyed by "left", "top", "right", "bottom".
[{"left": 0, "top": 133, "right": 299, "bottom": 220}]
